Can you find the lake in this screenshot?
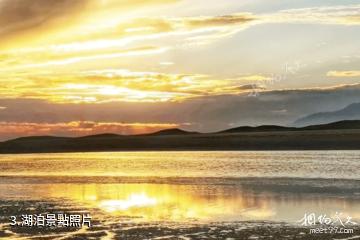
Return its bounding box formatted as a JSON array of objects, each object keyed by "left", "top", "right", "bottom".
[
  {"left": 0, "top": 151, "right": 359, "bottom": 239},
  {"left": 1, "top": 151, "right": 359, "bottom": 178}
]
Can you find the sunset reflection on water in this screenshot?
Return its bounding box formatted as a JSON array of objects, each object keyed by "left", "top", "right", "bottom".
[{"left": 1, "top": 182, "right": 359, "bottom": 223}]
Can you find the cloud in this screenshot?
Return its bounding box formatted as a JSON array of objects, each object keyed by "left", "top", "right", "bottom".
[
  {"left": 0, "top": 0, "right": 178, "bottom": 48},
  {"left": 1, "top": 3, "right": 358, "bottom": 51},
  {"left": 81, "top": 13, "right": 256, "bottom": 39},
  {"left": 0, "top": 69, "right": 255, "bottom": 103},
  {"left": 105, "top": 4, "right": 360, "bottom": 46},
  {"left": 327, "top": 71, "right": 360, "bottom": 77},
  {"left": 273, "top": 5, "right": 360, "bottom": 25},
  {"left": 0, "top": 0, "right": 90, "bottom": 46},
  {"left": 103, "top": 5, "right": 360, "bottom": 45},
  {"left": 183, "top": 14, "right": 256, "bottom": 28},
  {"left": 21, "top": 46, "right": 169, "bottom": 68},
  {"left": 214, "top": 84, "right": 266, "bottom": 94},
  {"left": 236, "top": 75, "right": 272, "bottom": 82},
  {"left": 14, "top": 13, "right": 257, "bottom": 54},
  {"left": 1, "top": 4, "right": 359, "bottom": 70}
]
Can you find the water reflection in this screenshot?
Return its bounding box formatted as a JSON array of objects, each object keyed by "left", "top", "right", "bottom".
[
  {"left": 99, "top": 194, "right": 158, "bottom": 212},
  {"left": 1, "top": 183, "right": 359, "bottom": 223}
]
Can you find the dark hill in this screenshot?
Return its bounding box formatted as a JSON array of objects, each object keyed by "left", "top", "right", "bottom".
[
  {"left": 7, "top": 136, "right": 69, "bottom": 143},
  {"left": 1, "top": 120, "right": 360, "bottom": 153},
  {"left": 218, "top": 120, "right": 360, "bottom": 133},
  {"left": 145, "top": 128, "right": 198, "bottom": 136},
  {"left": 303, "top": 120, "right": 360, "bottom": 130},
  {"left": 78, "top": 133, "right": 122, "bottom": 139},
  {"left": 219, "top": 125, "right": 296, "bottom": 133}
]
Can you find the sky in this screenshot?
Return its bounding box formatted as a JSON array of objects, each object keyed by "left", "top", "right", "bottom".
[{"left": 0, "top": 0, "right": 359, "bottom": 140}]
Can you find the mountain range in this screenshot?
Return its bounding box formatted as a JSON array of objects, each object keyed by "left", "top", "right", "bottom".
[
  {"left": 294, "top": 102, "right": 360, "bottom": 127},
  {"left": 1, "top": 120, "right": 360, "bottom": 153}
]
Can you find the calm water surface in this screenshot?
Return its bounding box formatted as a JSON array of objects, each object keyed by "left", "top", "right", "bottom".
[{"left": 0, "top": 151, "right": 359, "bottom": 179}]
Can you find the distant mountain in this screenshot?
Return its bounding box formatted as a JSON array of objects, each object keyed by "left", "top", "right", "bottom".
[
  {"left": 78, "top": 133, "right": 122, "bottom": 139},
  {"left": 218, "top": 120, "right": 360, "bottom": 133},
  {"left": 8, "top": 134, "right": 122, "bottom": 142},
  {"left": 1, "top": 120, "right": 360, "bottom": 153},
  {"left": 294, "top": 103, "right": 360, "bottom": 127},
  {"left": 219, "top": 125, "right": 296, "bottom": 133},
  {"left": 7, "top": 135, "right": 69, "bottom": 143},
  {"left": 4, "top": 128, "right": 196, "bottom": 144},
  {"left": 145, "top": 128, "right": 198, "bottom": 136},
  {"left": 302, "top": 120, "right": 360, "bottom": 130}
]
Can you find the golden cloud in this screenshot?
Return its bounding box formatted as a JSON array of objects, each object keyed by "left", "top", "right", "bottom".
[
  {"left": 0, "top": 3, "right": 359, "bottom": 105},
  {"left": 2, "top": 13, "right": 257, "bottom": 56},
  {"left": 327, "top": 70, "right": 360, "bottom": 77},
  {"left": 0, "top": 68, "right": 259, "bottom": 103}
]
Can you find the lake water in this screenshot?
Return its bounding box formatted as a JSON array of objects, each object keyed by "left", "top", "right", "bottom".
[
  {"left": 1, "top": 151, "right": 359, "bottom": 179},
  {"left": 0, "top": 151, "right": 360, "bottom": 239}
]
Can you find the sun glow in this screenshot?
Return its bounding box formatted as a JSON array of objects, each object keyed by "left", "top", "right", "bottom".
[
  {"left": 98, "top": 86, "right": 122, "bottom": 95},
  {"left": 99, "top": 193, "right": 158, "bottom": 212}
]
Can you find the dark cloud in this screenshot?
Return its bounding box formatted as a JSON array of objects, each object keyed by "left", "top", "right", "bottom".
[
  {"left": 0, "top": 0, "right": 90, "bottom": 42},
  {"left": 185, "top": 14, "right": 256, "bottom": 28},
  {"left": 232, "top": 84, "right": 265, "bottom": 91}
]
